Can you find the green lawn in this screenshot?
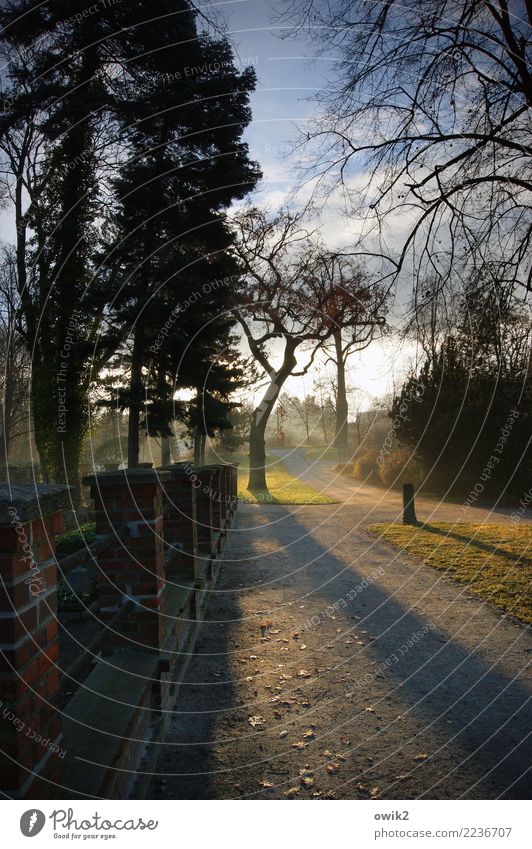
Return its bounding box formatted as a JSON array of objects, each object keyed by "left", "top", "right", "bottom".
[
  {"left": 217, "top": 452, "right": 337, "bottom": 505},
  {"left": 368, "top": 521, "right": 532, "bottom": 624}
]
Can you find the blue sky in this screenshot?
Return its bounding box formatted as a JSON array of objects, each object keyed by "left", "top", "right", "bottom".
[{"left": 217, "top": 0, "right": 413, "bottom": 403}]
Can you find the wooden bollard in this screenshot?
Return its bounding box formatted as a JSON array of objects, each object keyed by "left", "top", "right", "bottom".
[{"left": 402, "top": 483, "right": 418, "bottom": 525}]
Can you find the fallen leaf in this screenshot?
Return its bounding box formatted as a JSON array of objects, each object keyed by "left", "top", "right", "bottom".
[
  {"left": 298, "top": 669, "right": 312, "bottom": 678},
  {"left": 292, "top": 741, "right": 307, "bottom": 749},
  {"left": 283, "top": 787, "right": 300, "bottom": 798},
  {"left": 302, "top": 729, "right": 316, "bottom": 739},
  {"left": 395, "top": 773, "right": 411, "bottom": 781},
  {"left": 248, "top": 715, "right": 266, "bottom": 727},
  {"left": 258, "top": 779, "right": 274, "bottom": 788},
  {"left": 326, "top": 762, "right": 340, "bottom": 774},
  {"left": 324, "top": 749, "right": 333, "bottom": 757},
  {"left": 279, "top": 730, "right": 288, "bottom": 738},
  {"left": 370, "top": 787, "right": 380, "bottom": 798},
  {"left": 414, "top": 753, "right": 429, "bottom": 761},
  {"left": 300, "top": 776, "right": 314, "bottom": 788}
]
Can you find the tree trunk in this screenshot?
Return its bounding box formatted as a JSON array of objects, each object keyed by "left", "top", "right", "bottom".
[
  {"left": 32, "top": 369, "right": 85, "bottom": 505},
  {"left": 248, "top": 411, "right": 268, "bottom": 490},
  {"left": 321, "top": 407, "right": 328, "bottom": 443},
  {"left": 247, "top": 341, "right": 297, "bottom": 491},
  {"left": 333, "top": 329, "right": 349, "bottom": 464},
  {"left": 161, "top": 433, "right": 171, "bottom": 466},
  {"left": 127, "top": 327, "right": 144, "bottom": 468},
  {"left": 194, "top": 429, "right": 206, "bottom": 466}
]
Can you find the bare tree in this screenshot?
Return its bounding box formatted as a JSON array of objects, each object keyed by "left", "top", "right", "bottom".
[
  {"left": 281, "top": 0, "right": 532, "bottom": 295},
  {"left": 312, "top": 376, "right": 336, "bottom": 443},
  {"left": 231, "top": 208, "right": 325, "bottom": 489},
  {"left": 0, "top": 246, "right": 30, "bottom": 466},
  {"left": 231, "top": 207, "right": 388, "bottom": 489},
  {"left": 313, "top": 254, "right": 388, "bottom": 462}
]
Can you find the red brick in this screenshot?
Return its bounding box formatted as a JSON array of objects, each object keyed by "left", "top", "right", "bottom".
[
  {"left": 45, "top": 620, "right": 57, "bottom": 643},
  {"left": 45, "top": 668, "right": 60, "bottom": 696},
  {"left": 0, "top": 639, "right": 33, "bottom": 673},
  {"left": 0, "top": 606, "right": 37, "bottom": 643},
  {"left": 50, "top": 512, "right": 64, "bottom": 534},
  {"left": 0, "top": 527, "right": 20, "bottom": 552}
]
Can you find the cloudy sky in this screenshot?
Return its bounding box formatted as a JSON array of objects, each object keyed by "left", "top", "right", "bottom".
[{"left": 219, "top": 0, "right": 413, "bottom": 404}]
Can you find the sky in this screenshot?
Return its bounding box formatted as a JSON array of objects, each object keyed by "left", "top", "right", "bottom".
[{"left": 216, "top": 0, "right": 414, "bottom": 405}]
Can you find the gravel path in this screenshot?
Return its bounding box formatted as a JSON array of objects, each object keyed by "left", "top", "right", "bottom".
[{"left": 150, "top": 452, "right": 531, "bottom": 800}]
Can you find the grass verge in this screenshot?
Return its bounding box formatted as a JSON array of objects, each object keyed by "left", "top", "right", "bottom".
[
  {"left": 368, "top": 521, "right": 532, "bottom": 624},
  {"left": 218, "top": 452, "right": 337, "bottom": 505}
]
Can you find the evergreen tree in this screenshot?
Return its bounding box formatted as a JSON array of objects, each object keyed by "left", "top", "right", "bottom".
[{"left": 102, "top": 1, "right": 260, "bottom": 465}]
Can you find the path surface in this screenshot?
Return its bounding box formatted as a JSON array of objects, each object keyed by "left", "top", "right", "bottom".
[
  {"left": 150, "top": 451, "right": 531, "bottom": 800},
  {"left": 272, "top": 448, "right": 520, "bottom": 524}
]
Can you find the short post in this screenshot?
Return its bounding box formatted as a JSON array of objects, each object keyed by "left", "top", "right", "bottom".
[
  {"left": 0, "top": 484, "right": 70, "bottom": 798},
  {"left": 402, "top": 483, "right": 418, "bottom": 525},
  {"left": 83, "top": 469, "right": 170, "bottom": 651}
]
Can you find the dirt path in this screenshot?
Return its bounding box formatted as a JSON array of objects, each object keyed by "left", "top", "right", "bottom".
[
  {"left": 271, "top": 447, "right": 520, "bottom": 524},
  {"left": 150, "top": 453, "right": 531, "bottom": 800}
]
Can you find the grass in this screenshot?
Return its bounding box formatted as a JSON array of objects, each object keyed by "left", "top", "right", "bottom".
[
  {"left": 215, "top": 451, "right": 337, "bottom": 505},
  {"left": 368, "top": 521, "right": 532, "bottom": 624}
]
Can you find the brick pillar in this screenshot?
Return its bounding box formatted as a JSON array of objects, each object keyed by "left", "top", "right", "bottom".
[
  {"left": 228, "top": 463, "right": 238, "bottom": 510},
  {"left": 207, "top": 465, "right": 224, "bottom": 532},
  {"left": 160, "top": 463, "right": 197, "bottom": 579},
  {"left": 83, "top": 469, "right": 170, "bottom": 652},
  {"left": 225, "top": 463, "right": 238, "bottom": 519},
  {"left": 193, "top": 467, "right": 215, "bottom": 553},
  {"left": 216, "top": 465, "right": 229, "bottom": 528},
  {"left": 0, "top": 484, "right": 70, "bottom": 799}
]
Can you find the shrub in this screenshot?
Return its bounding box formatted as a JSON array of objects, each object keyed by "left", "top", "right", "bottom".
[
  {"left": 352, "top": 449, "right": 379, "bottom": 481},
  {"left": 56, "top": 523, "right": 97, "bottom": 557},
  {"left": 378, "top": 448, "right": 424, "bottom": 489},
  {"left": 332, "top": 462, "right": 354, "bottom": 475}
]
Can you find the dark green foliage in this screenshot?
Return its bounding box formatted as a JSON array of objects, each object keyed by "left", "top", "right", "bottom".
[
  {"left": 55, "top": 523, "right": 97, "bottom": 557},
  {"left": 392, "top": 284, "right": 531, "bottom": 496},
  {"left": 0, "top": 0, "right": 260, "bottom": 478},
  {"left": 101, "top": 1, "right": 260, "bottom": 462}
]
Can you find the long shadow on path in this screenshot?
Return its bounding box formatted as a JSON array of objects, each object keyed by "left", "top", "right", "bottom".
[{"left": 263, "top": 509, "right": 532, "bottom": 799}]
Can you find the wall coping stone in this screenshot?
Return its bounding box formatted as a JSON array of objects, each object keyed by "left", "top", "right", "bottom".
[
  {"left": 83, "top": 469, "right": 171, "bottom": 487},
  {"left": 0, "top": 484, "right": 71, "bottom": 522}
]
